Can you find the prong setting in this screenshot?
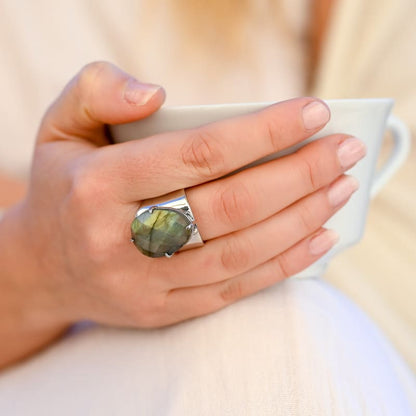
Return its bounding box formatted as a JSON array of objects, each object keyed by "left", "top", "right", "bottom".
[{"left": 130, "top": 189, "right": 204, "bottom": 258}]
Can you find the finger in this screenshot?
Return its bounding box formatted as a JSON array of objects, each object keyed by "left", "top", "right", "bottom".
[
  {"left": 188, "top": 135, "right": 366, "bottom": 240},
  {"left": 94, "top": 97, "right": 331, "bottom": 201},
  {"left": 38, "top": 61, "right": 165, "bottom": 144},
  {"left": 163, "top": 228, "right": 339, "bottom": 325},
  {"left": 154, "top": 175, "right": 359, "bottom": 289}
]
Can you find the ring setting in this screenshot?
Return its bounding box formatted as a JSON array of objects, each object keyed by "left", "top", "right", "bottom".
[{"left": 131, "top": 190, "right": 204, "bottom": 258}]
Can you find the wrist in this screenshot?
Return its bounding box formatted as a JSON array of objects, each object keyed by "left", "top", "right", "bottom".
[{"left": 0, "top": 203, "right": 71, "bottom": 368}]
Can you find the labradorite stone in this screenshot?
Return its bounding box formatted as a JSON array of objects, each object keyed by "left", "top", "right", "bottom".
[{"left": 131, "top": 208, "right": 192, "bottom": 257}]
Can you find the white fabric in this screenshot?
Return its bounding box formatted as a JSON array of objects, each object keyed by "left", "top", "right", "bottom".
[{"left": 0, "top": 278, "right": 415, "bottom": 415}]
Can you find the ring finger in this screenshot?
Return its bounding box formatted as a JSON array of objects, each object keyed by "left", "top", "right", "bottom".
[{"left": 157, "top": 174, "right": 359, "bottom": 288}]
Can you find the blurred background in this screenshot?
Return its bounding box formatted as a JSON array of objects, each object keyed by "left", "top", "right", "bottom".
[{"left": 0, "top": 0, "right": 415, "bottom": 371}]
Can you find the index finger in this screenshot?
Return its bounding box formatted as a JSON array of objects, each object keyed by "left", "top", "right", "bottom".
[{"left": 97, "top": 97, "right": 331, "bottom": 201}]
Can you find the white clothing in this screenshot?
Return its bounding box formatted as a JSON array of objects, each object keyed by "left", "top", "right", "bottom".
[{"left": 0, "top": 279, "right": 415, "bottom": 415}]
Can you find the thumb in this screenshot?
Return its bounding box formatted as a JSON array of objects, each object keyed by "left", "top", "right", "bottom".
[{"left": 38, "top": 61, "right": 165, "bottom": 144}]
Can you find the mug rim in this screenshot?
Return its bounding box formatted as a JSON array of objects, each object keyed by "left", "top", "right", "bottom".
[{"left": 161, "top": 97, "right": 394, "bottom": 111}]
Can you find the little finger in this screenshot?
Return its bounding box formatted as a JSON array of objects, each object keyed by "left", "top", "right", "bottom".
[{"left": 163, "top": 228, "right": 339, "bottom": 324}]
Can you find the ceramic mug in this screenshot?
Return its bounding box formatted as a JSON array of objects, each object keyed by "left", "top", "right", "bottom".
[{"left": 109, "top": 99, "right": 411, "bottom": 278}]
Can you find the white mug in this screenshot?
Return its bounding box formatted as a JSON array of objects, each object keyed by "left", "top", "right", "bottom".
[{"left": 109, "top": 99, "right": 411, "bottom": 278}]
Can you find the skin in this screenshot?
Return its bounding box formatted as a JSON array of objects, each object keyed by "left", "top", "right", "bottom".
[
  {"left": 0, "top": 62, "right": 366, "bottom": 369},
  {"left": 0, "top": 0, "right": 336, "bottom": 209}
]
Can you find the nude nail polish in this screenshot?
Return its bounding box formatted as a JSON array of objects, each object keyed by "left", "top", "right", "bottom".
[
  {"left": 302, "top": 101, "right": 331, "bottom": 130},
  {"left": 309, "top": 229, "right": 339, "bottom": 255},
  {"left": 337, "top": 137, "right": 367, "bottom": 169},
  {"left": 124, "top": 78, "right": 161, "bottom": 105},
  {"left": 328, "top": 176, "right": 359, "bottom": 207}
]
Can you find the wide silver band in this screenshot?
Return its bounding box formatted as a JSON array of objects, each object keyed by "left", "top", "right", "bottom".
[{"left": 135, "top": 189, "right": 204, "bottom": 253}]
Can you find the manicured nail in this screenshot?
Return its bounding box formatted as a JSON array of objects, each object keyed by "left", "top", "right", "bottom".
[
  {"left": 328, "top": 176, "right": 359, "bottom": 207},
  {"left": 124, "top": 78, "right": 161, "bottom": 105},
  {"left": 302, "top": 100, "right": 330, "bottom": 130},
  {"left": 309, "top": 229, "right": 339, "bottom": 255},
  {"left": 337, "top": 137, "right": 367, "bottom": 169}
]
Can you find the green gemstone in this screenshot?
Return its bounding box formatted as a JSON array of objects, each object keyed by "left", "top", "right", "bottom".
[{"left": 131, "top": 208, "right": 192, "bottom": 258}]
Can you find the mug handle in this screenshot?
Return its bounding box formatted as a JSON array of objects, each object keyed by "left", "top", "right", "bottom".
[{"left": 371, "top": 115, "right": 411, "bottom": 197}]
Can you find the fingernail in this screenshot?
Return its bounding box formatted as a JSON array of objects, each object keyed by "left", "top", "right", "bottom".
[
  {"left": 302, "top": 100, "right": 330, "bottom": 130},
  {"left": 309, "top": 229, "right": 339, "bottom": 255},
  {"left": 328, "top": 176, "right": 359, "bottom": 207},
  {"left": 124, "top": 78, "right": 161, "bottom": 105},
  {"left": 337, "top": 137, "right": 367, "bottom": 169}
]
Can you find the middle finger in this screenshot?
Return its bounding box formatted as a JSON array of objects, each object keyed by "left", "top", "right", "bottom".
[{"left": 187, "top": 134, "right": 366, "bottom": 240}]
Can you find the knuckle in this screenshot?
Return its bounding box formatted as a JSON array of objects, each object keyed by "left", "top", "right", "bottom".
[
  {"left": 220, "top": 236, "right": 252, "bottom": 275},
  {"left": 83, "top": 226, "right": 114, "bottom": 265},
  {"left": 264, "top": 114, "right": 285, "bottom": 152},
  {"left": 77, "top": 61, "right": 109, "bottom": 91},
  {"left": 181, "top": 129, "right": 225, "bottom": 179},
  {"left": 214, "top": 181, "right": 254, "bottom": 228},
  {"left": 297, "top": 155, "right": 318, "bottom": 190},
  {"left": 64, "top": 166, "right": 114, "bottom": 263},
  {"left": 75, "top": 61, "right": 110, "bottom": 119},
  {"left": 294, "top": 202, "right": 315, "bottom": 234},
  {"left": 71, "top": 217, "right": 115, "bottom": 266},
  {"left": 129, "top": 295, "right": 167, "bottom": 328},
  {"left": 274, "top": 252, "right": 293, "bottom": 279},
  {"left": 68, "top": 163, "right": 107, "bottom": 209},
  {"left": 219, "top": 279, "right": 245, "bottom": 304}
]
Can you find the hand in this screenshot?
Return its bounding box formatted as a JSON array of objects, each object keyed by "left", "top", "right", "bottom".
[
  {"left": 3, "top": 62, "right": 365, "bottom": 347},
  {"left": 0, "top": 173, "right": 27, "bottom": 208}
]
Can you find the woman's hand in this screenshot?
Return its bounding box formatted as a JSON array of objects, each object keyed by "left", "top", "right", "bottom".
[
  {"left": 0, "top": 173, "right": 27, "bottom": 208},
  {"left": 0, "top": 62, "right": 365, "bottom": 366}
]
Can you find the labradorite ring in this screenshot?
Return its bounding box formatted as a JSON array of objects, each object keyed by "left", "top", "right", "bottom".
[{"left": 130, "top": 189, "right": 204, "bottom": 258}]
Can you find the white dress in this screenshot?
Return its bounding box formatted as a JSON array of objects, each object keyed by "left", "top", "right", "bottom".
[
  {"left": 1, "top": 279, "right": 415, "bottom": 415},
  {"left": 0, "top": 1, "right": 415, "bottom": 414}
]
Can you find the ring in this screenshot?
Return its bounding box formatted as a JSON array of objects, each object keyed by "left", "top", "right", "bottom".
[{"left": 131, "top": 189, "right": 204, "bottom": 258}]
